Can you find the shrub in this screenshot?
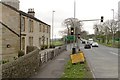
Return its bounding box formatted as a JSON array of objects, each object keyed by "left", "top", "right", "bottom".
[
  {"left": 26, "top": 46, "right": 36, "bottom": 53},
  {"left": 44, "top": 45, "right": 48, "bottom": 49},
  {"left": 13, "top": 57, "right": 18, "bottom": 60},
  {"left": 113, "top": 43, "right": 120, "bottom": 48},
  {"left": 2, "top": 60, "right": 9, "bottom": 64},
  {"left": 18, "top": 50, "right": 25, "bottom": 57},
  {"left": 50, "top": 45, "right": 55, "bottom": 48},
  {"left": 41, "top": 45, "right": 44, "bottom": 50},
  {"left": 118, "top": 43, "right": 120, "bottom": 48},
  {"left": 41, "top": 45, "right": 48, "bottom": 50}
]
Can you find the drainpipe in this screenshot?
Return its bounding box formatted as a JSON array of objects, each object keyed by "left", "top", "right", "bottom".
[{"left": 20, "top": 13, "right": 21, "bottom": 50}]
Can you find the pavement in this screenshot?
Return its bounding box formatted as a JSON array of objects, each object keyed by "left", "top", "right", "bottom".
[{"left": 31, "top": 50, "right": 71, "bottom": 78}]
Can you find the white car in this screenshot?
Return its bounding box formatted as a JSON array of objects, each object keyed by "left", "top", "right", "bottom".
[
  {"left": 92, "top": 42, "right": 99, "bottom": 47},
  {"left": 88, "top": 38, "right": 93, "bottom": 45}
]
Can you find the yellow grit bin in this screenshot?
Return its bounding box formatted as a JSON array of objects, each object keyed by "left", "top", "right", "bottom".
[{"left": 70, "top": 52, "right": 85, "bottom": 64}]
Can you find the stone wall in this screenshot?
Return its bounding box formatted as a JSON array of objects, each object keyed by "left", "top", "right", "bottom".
[
  {"left": 2, "top": 45, "right": 66, "bottom": 78},
  {"left": 40, "top": 45, "right": 66, "bottom": 64},
  {"left": 2, "top": 48, "right": 40, "bottom": 78}
]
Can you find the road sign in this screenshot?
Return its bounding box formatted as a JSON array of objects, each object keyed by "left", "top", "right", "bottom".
[{"left": 66, "top": 35, "right": 75, "bottom": 41}]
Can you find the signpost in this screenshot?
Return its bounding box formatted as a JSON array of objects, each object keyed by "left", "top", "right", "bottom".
[
  {"left": 65, "top": 35, "right": 75, "bottom": 51},
  {"left": 66, "top": 35, "right": 75, "bottom": 41}
]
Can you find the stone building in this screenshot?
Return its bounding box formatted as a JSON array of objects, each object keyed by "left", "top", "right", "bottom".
[
  {"left": 1, "top": 0, "right": 20, "bottom": 10},
  {"left": 0, "top": 0, "right": 51, "bottom": 61}
]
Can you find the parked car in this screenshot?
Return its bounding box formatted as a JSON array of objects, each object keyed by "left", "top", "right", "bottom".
[
  {"left": 92, "top": 42, "right": 99, "bottom": 47},
  {"left": 84, "top": 43, "right": 91, "bottom": 49}
]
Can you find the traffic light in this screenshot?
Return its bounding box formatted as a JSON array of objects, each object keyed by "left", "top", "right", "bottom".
[
  {"left": 71, "top": 27, "right": 74, "bottom": 35},
  {"left": 101, "top": 16, "right": 104, "bottom": 22}
]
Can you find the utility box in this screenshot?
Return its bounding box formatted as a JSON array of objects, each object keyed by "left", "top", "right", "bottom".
[{"left": 70, "top": 52, "right": 85, "bottom": 64}]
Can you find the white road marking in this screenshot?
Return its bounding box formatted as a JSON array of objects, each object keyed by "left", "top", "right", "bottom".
[
  {"left": 91, "top": 68, "right": 96, "bottom": 78},
  {"left": 110, "top": 52, "right": 118, "bottom": 56},
  {"left": 85, "top": 56, "right": 96, "bottom": 78}
]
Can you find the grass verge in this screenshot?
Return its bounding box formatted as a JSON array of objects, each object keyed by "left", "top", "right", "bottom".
[
  {"left": 52, "top": 40, "right": 64, "bottom": 47},
  {"left": 97, "top": 41, "right": 120, "bottom": 48},
  {"left": 61, "top": 60, "right": 93, "bottom": 79}
]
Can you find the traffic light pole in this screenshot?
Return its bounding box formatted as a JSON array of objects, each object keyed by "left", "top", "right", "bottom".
[
  {"left": 72, "top": 0, "right": 76, "bottom": 54},
  {"left": 72, "top": 29, "right": 76, "bottom": 54},
  {"left": 71, "top": 16, "right": 104, "bottom": 54},
  {"left": 70, "top": 27, "right": 76, "bottom": 54},
  {"left": 78, "top": 19, "right": 102, "bottom": 22}
]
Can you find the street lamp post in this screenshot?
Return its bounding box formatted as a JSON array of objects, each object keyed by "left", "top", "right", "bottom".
[
  {"left": 52, "top": 10, "right": 55, "bottom": 47},
  {"left": 111, "top": 9, "right": 114, "bottom": 20},
  {"left": 111, "top": 9, "right": 114, "bottom": 46}
]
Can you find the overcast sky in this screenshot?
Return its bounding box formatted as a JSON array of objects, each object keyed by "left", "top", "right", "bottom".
[{"left": 19, "top": 0, "right": 119, "bottom": 38}]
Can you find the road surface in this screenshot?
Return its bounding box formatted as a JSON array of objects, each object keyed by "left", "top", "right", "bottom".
[{"left": 67, "top": 43, "right": 118, "bottom": 78}]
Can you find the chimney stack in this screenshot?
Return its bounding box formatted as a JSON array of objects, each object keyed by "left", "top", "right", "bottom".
[{"left": 28, "top": 8, "right": 35, "bottom": 16}]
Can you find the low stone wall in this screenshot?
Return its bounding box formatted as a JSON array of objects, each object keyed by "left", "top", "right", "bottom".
[
  {"left": 40, "top": 45, "right": 66, "bottom": 64},
  {"left": 2, "top": 48, "right": 40, "bottom": 78},
  {"left": 2, "top": 45, "right": 66, "bottom": 78}
]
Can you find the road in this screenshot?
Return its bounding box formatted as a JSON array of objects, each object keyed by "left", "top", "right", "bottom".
[{"left": 67, "top": 43, "right": 118, "bottom": 78}]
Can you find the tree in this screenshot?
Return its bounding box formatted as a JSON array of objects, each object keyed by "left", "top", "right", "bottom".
[
  {"left": 59, "top": 29, "right": 68, "bottom": 36},
  {"left": 93, "top": 23, "right": 104, "bottom": 42},
  {"left": 80, "top": 30, "right": 88, "bottom": 39},
  {"left": 102, "top": 22, "right": 111, "bottom": 43},
  {"left": 62, "top": 18, "right": 83, "bottom": 36},
  {"left": 104, "top": 20, "right": 118, "bottom": 43},
  {"left": 93, "top": 24, "right": 99, "bottom": 35},
  {"left": 93, "top": 19, "right": 118, "bottom": 44}
]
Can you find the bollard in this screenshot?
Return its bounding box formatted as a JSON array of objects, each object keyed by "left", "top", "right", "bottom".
[{"left": 72, "top": 48, "right": 76, "bottom": 54}]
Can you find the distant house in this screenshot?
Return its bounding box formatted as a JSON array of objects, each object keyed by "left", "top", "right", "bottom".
[{"left": 0, "top": 0, "right": 51, "bottom": 61}]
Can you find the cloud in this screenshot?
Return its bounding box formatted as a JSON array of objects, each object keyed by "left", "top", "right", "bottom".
[{"left": 19, "top": 0, "right": 119, "bottom": 38}]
